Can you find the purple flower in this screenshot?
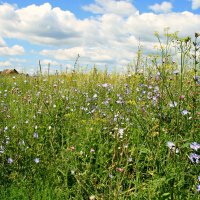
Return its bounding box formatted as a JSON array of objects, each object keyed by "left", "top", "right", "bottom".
[
  {"left": 189, "top": 153, "right": 200, "bottom": 164},
  {"left": 8, "top": 158, "right": 13, "bottom": 164},
  {"left": 190, "top": 142, "right": 200, "bottom": 151},
  {"left": 197, "top": 185, "right": 200, "bottom": 192},
  {"left": 34, "top": 158, "right": 40, "bottom": 163},
  {"left": 181, "top": 110, "right": 189, "bottom": 115},
  {"left": 102, "top": 83, "right": 109, "bottom": 88},
  {"left": 33, "top": 132, "right": 39, "bottom": 139}
]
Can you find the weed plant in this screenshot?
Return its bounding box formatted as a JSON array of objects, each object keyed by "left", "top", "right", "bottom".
[{"left": 0, "top": 32, "right": 200, "bottom": 199}]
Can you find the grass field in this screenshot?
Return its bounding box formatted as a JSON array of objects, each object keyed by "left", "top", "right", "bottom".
[{"left": 0, "top": 33, "right": 200, "bottom": 199}]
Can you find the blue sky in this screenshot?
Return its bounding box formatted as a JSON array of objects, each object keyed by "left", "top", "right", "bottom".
[{"left": 0, "top": 0, "right": 200, "bottom": 74}]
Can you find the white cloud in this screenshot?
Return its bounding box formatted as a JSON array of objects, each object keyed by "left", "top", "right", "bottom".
[
  {"left": 9, "top": 58, "right": 27, "bottom": 63},
  {"left": 0, "top": 61, "right": 11, "bottom": 67},
  {"left": 0, "top": 45, "right": 25, "bottom": 56},
  {"left": 0, "top": 2, "right": 200, "bottom": 71},
  {"left": 191, "top": 0, "right": 200, "bottom": 9},
  {"left": 82, "top": 0, "right": 138, "bottom": 16},
  {"left": 0, "top": 37, "right": 6, "bottom": 46},
  {"left": 149, "top": 1, "right": 173, "bottom": 13},
  {"left": 40, "top": 59, "right": 59, "bottom": 66}
]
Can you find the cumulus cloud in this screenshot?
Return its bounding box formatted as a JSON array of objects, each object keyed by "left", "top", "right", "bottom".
[
  {"left": 0, "top": 2, "right": 200, "bottom": 71},
  {"left": 0, "top": 3, "right": 82, "bottom": 46},
  {"left": 149, "top": 1, "right": 173, "bottom": 13},
  {"left": 82, "top": 0, "right": 138, "bottom": 16},
  {"left": 0, "top": 45, "right": 25, "bottom": 56},
  {"left": 0, "top": 61, "right": 11, "bottom": 67},
  {"left": 191, "top": 0, "right": 200, "bottom": 9}
]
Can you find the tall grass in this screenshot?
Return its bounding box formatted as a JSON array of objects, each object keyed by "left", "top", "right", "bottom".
[{"left": 0, "top": 32, "right": 200, "bottom": 199}]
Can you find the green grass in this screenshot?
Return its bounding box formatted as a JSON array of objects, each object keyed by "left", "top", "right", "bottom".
[{"left": 0, "top": 32, "right": 200, "bottom": 199}]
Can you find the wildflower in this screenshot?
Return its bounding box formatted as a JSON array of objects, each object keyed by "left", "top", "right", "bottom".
[
  {"left": 102, "top": 83, "right": 109, "bottom": 88},
  {"left": 198, "top": 176, "right": 200, "bottom": 182},
  {"left": 71, "top": 146, "right": 75, "bottom": 151},
  {"left": 179, "top": 95, "right": 185, "bottom": 100},
  {"left": 181, "top": 110, "right": 189, "bottom": 115},
  {"left": 173, "top": 70, "right": 179, "bottom": 75},
  {"left": 167, "top": 142, "right": 175, "bottom": 150},
  {"left": 128, "top": 157, "right": 133, "bottom": 162},
  {"left": 34, "top": 158, "right": 40, "bottom": 163},
  {"left": 118, "top": 128, "right": 124, "bottom": 139},
  {"left": 89, "top": 195, "right": 96, "bottom": 200},
  {"left": 33, "top": 132, "right": 39, "bottom": 139},
  {"left": 0, "top": 146, "right": 5, "bottom": 154},
  {"left": 93, "top": 94, "right": 98, "bottom": 99},
  {"left": 8, "top": 158, "right": 13, "bottom": 164},
  {"left": 90, "top": 148, "right": 95, "bottom": 153},
  {"left": 175, "top": 148, "right": 179, "bottom": 153},
  {"left": 190, "top": 142, "right": 200, "bottom": 151},
  {"left": 197, "top": 185, "right": 200, "bottom": 192},
  {"left": 169, "top": 101, "right": 177, "bottom": 108},
  {"left": 109, "top": 173, "right": 113, "bottom": 179},
  {"left": 189, "top": 153, "right": 199, "bottom": 164},
  {"left": 116, "top": 167, "right": 124, "bottom": 172},
  {"left": 166, "top": 141, "right": 179, "bottom": 153},
  {"left": 71, "top": 170, "right": 75, "bottom": 175}
]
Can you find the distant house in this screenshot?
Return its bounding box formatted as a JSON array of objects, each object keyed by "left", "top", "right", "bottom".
[{"left": 0, "top": 69, "right": 19, "bottom": 75}]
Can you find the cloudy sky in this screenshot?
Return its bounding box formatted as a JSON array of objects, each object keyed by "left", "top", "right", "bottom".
[{"left": 0, "top": 0, "right": 200, "bottom": 74}]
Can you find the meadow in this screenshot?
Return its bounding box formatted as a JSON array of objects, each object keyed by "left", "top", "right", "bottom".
[{"left": 0, "top": 32, "right": 200, "bottom": 199}]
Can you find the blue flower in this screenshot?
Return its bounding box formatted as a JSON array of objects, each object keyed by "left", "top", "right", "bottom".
[
  {"left": 189, "top": 153, "right": 199, "bottom": 164},
  {"left": 197, "top": 185, "right": 200, "bottom": 192},
  {"left": 190, "top": 142, "right": 200, "bottom": 151},
  {"left": 33, "top": 132, "right": 39, "bottom": 139},
  {"left": 181, "top": 110, "right": 189, "bottom": 115},
  {"left": 8, "top": 158, "right": 13, "bottom": 164},
  {"left": 34, "top": 158, "right": 40, "bottom": 163}
]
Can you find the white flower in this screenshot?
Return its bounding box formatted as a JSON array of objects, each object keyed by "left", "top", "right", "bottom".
[
  {"left": 109, "top": 174, "right": 113, "bottom": 179},
  {"left": 118, "top": 128, "right": 124, "bottom": 138},
  {"left": 167, "top": 141, "right": 175, "bottom": 150},
  {"left": 89, "top": 195, "right": 96, "bottom": 200},
  {"left": 167, "top": 142, "right": 179, "bottom": 154},
  {"left": 102, "top": 83, "right": 108, "bottom": 88},
  {"left": 0, "top": 146, "right": 5, "bottom": 154},
  {"left": 169, "top": 101, "right": 177, "bottom": 108},
  {"left": 128, "top": 157, "right": 133, "bottom": 162},
  {"left": 93, "top": 94, "right": 98, "bottom": 98}
]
